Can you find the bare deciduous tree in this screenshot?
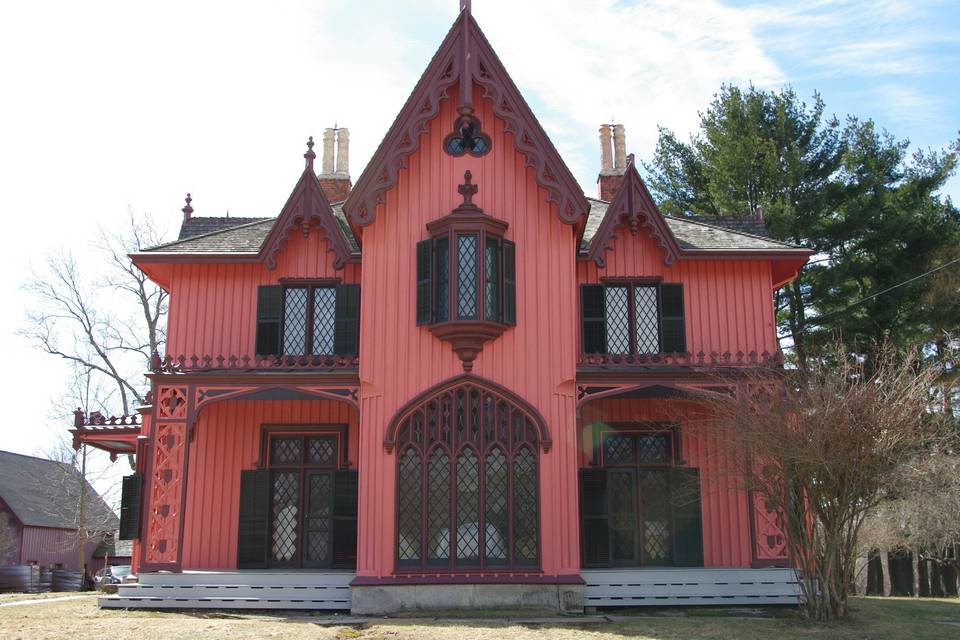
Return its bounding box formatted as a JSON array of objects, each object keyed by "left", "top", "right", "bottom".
[
  {"left": 699, "top": 344, "right": 944, "bottom": 621},
  {"left": 20, "top": 211, "right": 167, "bottom": 416}
]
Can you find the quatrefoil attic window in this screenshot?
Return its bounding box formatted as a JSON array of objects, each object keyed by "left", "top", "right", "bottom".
[{"left": 416, "top": 171, "right": 515, "bottom": 371}]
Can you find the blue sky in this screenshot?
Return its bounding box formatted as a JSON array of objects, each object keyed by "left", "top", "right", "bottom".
[{"left": 0, "top": 0, "right": 957, "bottom": 482}]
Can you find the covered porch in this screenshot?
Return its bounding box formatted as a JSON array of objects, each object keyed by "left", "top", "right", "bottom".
[{"left": 574, "top": 367, "right": 796, "bottom": 606}]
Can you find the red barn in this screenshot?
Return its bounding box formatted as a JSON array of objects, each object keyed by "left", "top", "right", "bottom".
[
  {"left": 75, "top": 4, "right": 810, "bottom": 613},
  {"left": 0, "top": 451, "right": 118, "bottom": 577}
]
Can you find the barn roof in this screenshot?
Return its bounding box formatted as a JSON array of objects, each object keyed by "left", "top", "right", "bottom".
[{"left": 0, "top": 450, "right": 118, "bottom": 531}]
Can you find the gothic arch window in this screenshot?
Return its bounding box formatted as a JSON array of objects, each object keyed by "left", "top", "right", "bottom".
[{"left": 389, "top": 376, "right": 547, "bottom": 572}]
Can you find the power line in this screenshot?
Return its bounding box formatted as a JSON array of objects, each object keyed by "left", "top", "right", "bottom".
[{"left": 778, "top": 255, "right": 960, "bottom": 341}]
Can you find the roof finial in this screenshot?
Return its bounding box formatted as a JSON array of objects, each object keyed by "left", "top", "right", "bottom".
[
  {"left": 458, "top": 170, "right": 479, "bottom": 208},
  {"left": 182, "top": 193, "right": 193, "bottom": 223},
  {"left": 461, "top": 0, "right": 471, "bottom": 13},
  {"left": 304, "top": 135, "right": 316, "bottom": 171}
]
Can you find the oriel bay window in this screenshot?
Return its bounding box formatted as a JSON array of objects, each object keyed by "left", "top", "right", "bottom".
[
  {"left": 255, "top": 282, "right": 360, "bottom": 357},
  {"left": 415, "top": 170, "right": 516, "bottom": 371},
  {"left": 581, "top": 281, "right": 685, "bottom": 356},
  {"left": 580, "top": 425, "right": 703, "bottom": 568}
]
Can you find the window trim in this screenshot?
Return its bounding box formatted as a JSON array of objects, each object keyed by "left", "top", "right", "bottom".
[
  {"left": 582, "top": 279, "right": 685, "bottom": 356},
  {"left": 425, "top": 217, "right": 511, "bottom": 325},
  {"left": 586, "top": 422, "right": 687, "bottom": 567},
  {"left": 391, "top": 378, "right": 543, "bottom": 574},
  {"left": 277, "top": 280, "right": 340, "bottom": 357}
]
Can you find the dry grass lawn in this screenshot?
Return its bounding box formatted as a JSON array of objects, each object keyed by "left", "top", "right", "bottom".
[{"left": 0, "top": 595, "right": 958, "bottom": 640}]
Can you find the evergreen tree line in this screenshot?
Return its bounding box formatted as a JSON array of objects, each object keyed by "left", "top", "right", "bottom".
[{"left": 644, "top": 85, "right": 960, "bottom": 371}]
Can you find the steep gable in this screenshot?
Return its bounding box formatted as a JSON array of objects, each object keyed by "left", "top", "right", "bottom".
[
  {"left": 343, "top": 8, "right": 589, "bottom": 233},
  {"left": 582, "top": 160, "right": 810, "bottom": 271}
]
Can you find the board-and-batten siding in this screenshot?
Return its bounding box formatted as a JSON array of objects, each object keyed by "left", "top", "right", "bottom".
[
  {"left": 577, "top": 234, "right": 778, "bottom": 356},
  {"left": 180, "top": 399, "right": 359, "bottom": 570},
  {"left": 355, "top": 87, "right": 581, "bottom": 579},
  {"left": 19, "top": 526, "right": 101, "bottom": 571},
  {"left": 165, "top": 231, "right": 361, "bottom": 357},
  {"left": 580, "top": 398, "right": 753, "bottom": 568}
]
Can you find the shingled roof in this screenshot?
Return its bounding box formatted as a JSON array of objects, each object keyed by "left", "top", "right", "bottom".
[
  {"left": 580, "top": 197, "right": 794, "bottom": 252},
  {"left": 0, "top": 451, "right": 118, "bottom": 531},
  {"left": 144, "top": 202, "right": 360, "bottom": 254}
]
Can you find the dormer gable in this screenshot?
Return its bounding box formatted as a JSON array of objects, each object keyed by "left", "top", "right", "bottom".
[
  {"left": 584, "top": 159, "right": 683, "bottom": 268},
  {"left": 342, "top": 6, "right": 589, "bottom": 235},
  {"left": 260, "top": 141, "right": 355, "bottom": 270}
]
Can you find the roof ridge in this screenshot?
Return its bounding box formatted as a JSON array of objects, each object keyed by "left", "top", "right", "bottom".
[
  {"left": 0, "top": 450, "right": 71, "bottom": 466},
  {"left": 142, "top": 217, "right": 277, "bottom": 252},
  {"left": 663, "top": 214, "right": 796, "bottom": 248}
]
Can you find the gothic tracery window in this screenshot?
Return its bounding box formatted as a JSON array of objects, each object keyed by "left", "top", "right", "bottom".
[{"left": 393, "top": 379, "right": 541, "bottom": 571}]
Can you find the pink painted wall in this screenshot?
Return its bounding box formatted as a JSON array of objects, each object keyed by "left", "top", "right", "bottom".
[
  {"left": 580, "top": 398, "right": 753, "bottom": 567},
  {"left": 577, "top": 231, "right": 779, "bottom": 356},
  {"left": 180, "top": 399, "right": 358, "bottom": 569},
  {"left": 355, "top": 86, "right": 582, "bottom": 578},
  {"left": 165, "top": 228, "right": 360, "bottom": 358}
]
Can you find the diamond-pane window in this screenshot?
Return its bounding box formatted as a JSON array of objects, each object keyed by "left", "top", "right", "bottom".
[
  {"left": 427, "top": 450, "right": 451, "bottom": 564},
  {"left": 271, "top": 472, "right": 299, "bottom": 563},
  {"left": 312, "top": 287, "right": 336, "bottom": 355},
  {"left": 455, "top": 449, "right": 480, "bottom": 565},
  {"left": 397, "top": 448, "right": 422, "bottom": 562},
  {"left": 604, "top": 286, "right": 630, "bottom": 354},
  {"left": 271, "top": 437, "right": 302, "bottom": 465},
  {"left": 512, "top": 447, "right": 538, "bottom": 564},
  {"left": 604, "top": 434, "right": 636, "bottom": 465},
  {"left": 305, "top": 473, "right": 332, "bottom": 563},
  {"left": 638, "top": 434, "right": 670, "bottom": 464},
  {"left": 456, "top": 235, "right": 478, "bottom": 319},
  {"left": 484, "top": 238, "right": 500, "bottom": 321},
  {"left": 635, "top": 286, "right": 660, "bottom": 353},
  {"left": 282, "top": 288, "right": 309, "bottom": 355},
  {"left": 307, "top": 436, "right": 337, "bottom": 466},
  {"left": 484, "top": 448, "right": 508, "bottom": 565},
  {"left": 393, "top": 381, "right": 541, "bottom": 572}
]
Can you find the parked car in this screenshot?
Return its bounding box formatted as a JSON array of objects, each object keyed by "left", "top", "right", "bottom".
[{"left": 94, "top": 565, "right": 132, "bottom": 589}]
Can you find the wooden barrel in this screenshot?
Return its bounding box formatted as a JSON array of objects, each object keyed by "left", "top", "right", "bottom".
[
  {"left": 0, "top": 566, "right": 34, "bottom": 593},
  {"left": 52, "top": 569, "right": 83, "bottom": 592}
]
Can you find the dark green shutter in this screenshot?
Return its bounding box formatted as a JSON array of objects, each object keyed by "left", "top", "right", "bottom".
[
  {"left": 332, "top": 469, "right": 358, "bottom": 569},
  {"left": 416, "top": 239, "right": 434, "bottom": 325},
  {"left": 118, "top": 473, "right": 142, "bottom": 540},
  {"left": 502, "top": 240, "right": 516, "bottom": 325},
  {"left": 237, "top": 469, "right": 270, "bottom": 569},
  {"left": 670, "top": 467, "right": 703, "bottom": 567},
  {"left": 255, "top": 286, "right": 283, "bottom": 356},
  {"left": 334, "top": 284, "right": 361, "bottom": 356},
  {"left": 581, "top": 284, "right": 607, "bottom": 354},
  {"left": 580, "top": 468, "right": 611, "bottom": 567},
  {"left": 659, "top": 283, "right": 686, "bottom": 353}
]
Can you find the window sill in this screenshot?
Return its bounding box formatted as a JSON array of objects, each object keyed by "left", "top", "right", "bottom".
[{"left": 427, "top": 320, "right": 509, "bottom": 371}]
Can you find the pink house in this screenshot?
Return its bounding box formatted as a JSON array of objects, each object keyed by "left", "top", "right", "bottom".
[{"left": 74, "top": 4, "right": 810, "bottom": 613}]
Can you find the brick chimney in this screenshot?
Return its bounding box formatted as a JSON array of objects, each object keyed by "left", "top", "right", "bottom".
[
  {"left": 597, "top": 123, "right": 626, "bottom": 201},
  {"left": 318, "top": 126, "right": 352, "bottom": 203}
]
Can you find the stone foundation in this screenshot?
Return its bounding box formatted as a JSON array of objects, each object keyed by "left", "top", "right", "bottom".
[{"left": 351, "top": 583, "right": 585, "bottom": 615}]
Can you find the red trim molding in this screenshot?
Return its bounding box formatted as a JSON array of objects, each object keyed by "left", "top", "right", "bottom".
[
  {"left": 384, "top": 373, "right": 551, "bottom": 452},
  {"left": 585, "top": 160, "right": 681, "bottom": 268},
  {"left": 343, "top": 12, "right": 589, "bottom": 231}
]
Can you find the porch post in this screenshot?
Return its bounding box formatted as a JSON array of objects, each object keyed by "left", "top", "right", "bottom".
[{"left": 141, "top": 383, "right": 193, "bottom": 571}]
